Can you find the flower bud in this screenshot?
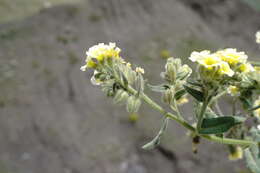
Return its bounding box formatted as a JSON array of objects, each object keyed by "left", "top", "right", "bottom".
[
  {"left": 162, "top": 88, "right": 174, "bottom": 104},
  {"left": 165, "top": 58, "right": 177, "bottom": 82},
  {"left": 113, "top": 89, "right": 129, "bottom": 104},
  {"left": 228, "top": 145, "right": 243, "bottom": 161},
  {"left": 178, "top": 64, "right": 192, "bottom": 80},
  {"left": 227, "top": 86, "right": 240, "bottom": 96},
  {"left": 126, "top": 96, "right": 142, "bottom": 113}
]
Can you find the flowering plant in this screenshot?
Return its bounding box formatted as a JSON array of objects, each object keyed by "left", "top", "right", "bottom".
[{"left": 81, "top": 33, "right": 260, "bottom": 172}]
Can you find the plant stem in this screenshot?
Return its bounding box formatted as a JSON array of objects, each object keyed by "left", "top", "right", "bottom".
[
  {"left": 125, "top": 85, "right": 256, "bottom": 146},
  {"left": 209, "top": 90, "right": 227, "bottom": 106},
  {"left": 172, "top": 99, "right": 183, "bottom": 120},
  {"left": 197, "top": 100, "right": 209, "bottom": 131}
]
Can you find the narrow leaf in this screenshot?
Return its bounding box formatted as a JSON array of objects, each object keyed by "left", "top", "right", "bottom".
[
  {"left": 184, "top": 85, "right": 204, "bottom": 102},
  {"left": 187, "top": 79, "right": 203, "bottom": 87},
  {"left": 147, "top": 84, "right": 169, "bottom": 93},
  {"left": 199, "top": 116, "right": 245, "bottom": 134},
  {"left": 174, "top": 89, "right": 186, "bottom": 100},
  {"left": 249, "top": 105, "right": 260, "bottom": 112},
  {"left": 142, "top": 118, "right": 169, "bottom": 150}
]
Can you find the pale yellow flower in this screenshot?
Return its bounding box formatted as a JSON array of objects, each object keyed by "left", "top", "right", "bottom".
[
  {"left": 238, "top": 63, "right": 255, "bottom": 73},
  {"left": 177, "top": 96, "right": 189, "bottom": 105},
  {"left": 227, "top": 86, "right": 240, "bottom": 96},
  {"left": 229, "top": 146, "right": 243, "bottom": 161},
  {"left": 135, "top": 67, "right": 145, "bottom": 74},
  {"left": 189, "top": 50, "right": 234, "bottom": 77},
  {"left": 81, "top": 43, "right": 121, "bottom": 70},
  {"left": 216, "top": 48, "right": 248, "bottom": 66},
  {"left": 254, "top": 97, "right": 260, "bottom": 118},
  {"left": 256, "top": 31, "right": 260, "bottom": 44},
  {"left": 189, "top": 50, "right": 212, "bottom": 63},
  {"left": 86, "top": 42, "right": 121, "bottom": 61},
  {"left": 217, "top": 62, "right": 235, "bottom": 77}
]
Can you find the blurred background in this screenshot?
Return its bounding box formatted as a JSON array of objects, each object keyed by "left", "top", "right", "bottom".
[{"left": 0, "top": 0, "right": 260, "bottom": 172}]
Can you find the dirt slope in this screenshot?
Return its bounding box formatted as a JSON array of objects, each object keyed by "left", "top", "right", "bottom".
[{"left": 0, "top": 0, "right": 259, "bottom": 173}]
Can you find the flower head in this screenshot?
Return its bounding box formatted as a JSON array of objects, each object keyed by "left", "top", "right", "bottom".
[
  {"left": 81, "top": 42, "right": 121, "bottom": 71},
  {"left": 216, "top": 48, "right": 248, "bottom": 66},
  {"left": 189, "top": 50, "right": 234, "bottom": 78},
  {"left": 227, "top": 85, "right": 240, "bottom": 96},
  {"left": 238, "top": 63, "right": 255, "bottom": 73}
]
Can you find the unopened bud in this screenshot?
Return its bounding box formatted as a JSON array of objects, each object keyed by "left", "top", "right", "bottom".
[
  {"left": 113, "top": 89, "right": 129, "bottom": 104},
  {"left": 165, "top": 59, "right": 177, "bottom": 82},
  {"left": 228, "top": 145, "right": 243, "bottom": 160},
  {"left": 162, "top": 88, "right": 174, "bottom": 104},
  {"left": 126, "top": 96, "right": 142, "bottom": 113},
  {"left": 178, "top": 64, "right": 192, "bottom": 80}
]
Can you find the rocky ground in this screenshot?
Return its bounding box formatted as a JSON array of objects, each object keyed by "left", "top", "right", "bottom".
[{"left": 0, "top": 0, "right": 259, "bottom": 173}]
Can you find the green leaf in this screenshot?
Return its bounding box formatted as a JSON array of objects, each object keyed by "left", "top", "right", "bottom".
[
  {"left": 249, "top": 105, "right": 260, "bottom": 112},
  {"left": 187, "top": 79, "right": 203, "bottom": 87},
  {"left": 174, "top": 89, "right": 186, "bottom": 100},
  {"left": 147, "top": 84, "right": 169, "bottom": 93},
  {"left": 239, "top": 97, "right": 252, "bottom": 110},
  {"left": 199, "top": 116, "right": 245, "bottom": 134},
  {"left": 184, "top": 85, "right": 204, "bottom": 102},
  {"left": 120, "top": 71, "right": 128, "bottom": 88},
  {"left": 142, "top": 118, "right": 169, "bottom": 150}
]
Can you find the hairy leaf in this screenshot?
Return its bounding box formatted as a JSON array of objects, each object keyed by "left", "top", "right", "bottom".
[
  {"left": 184, "top": 85, "right": 204, "bottom": 102},
  {"left": 199, "top": 116, "right": 245, "bottom": 134},
  {"left": 142, "top": 118, "right": 169, "bottom": 150},
  {"left": 174, "top": 89, "right": 186, "bottom": 100},
  {"left": 147, "top": 84, "right": 169, "bottom": 93}
]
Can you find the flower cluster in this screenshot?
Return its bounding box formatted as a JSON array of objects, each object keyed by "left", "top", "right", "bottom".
[
  {"left": 189, "top": 49, "right": 254, "bottom": 83},
  {"left": 160, "top": 57, "right": 192, "bottom": 106},
  {"left": 81, "top": 43, "right": 145, "bottom": 114},
  {"left": 81, "top": 41, "right": 260, "bottom": 173},
  {"left": 80, "top": 43, "right": 121, "bottom": 71}
]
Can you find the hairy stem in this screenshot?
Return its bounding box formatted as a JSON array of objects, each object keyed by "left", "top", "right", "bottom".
[
  {"left": 125, "top": 85, "right": 256, "bottom": 146},
  {"left": 197, "top": 100, "right": 209, "bottom": 131}
]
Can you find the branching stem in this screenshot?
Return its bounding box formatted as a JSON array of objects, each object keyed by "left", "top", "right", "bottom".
[{"left": 125, "top": 85, "right": 256, "bottom": 146}]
